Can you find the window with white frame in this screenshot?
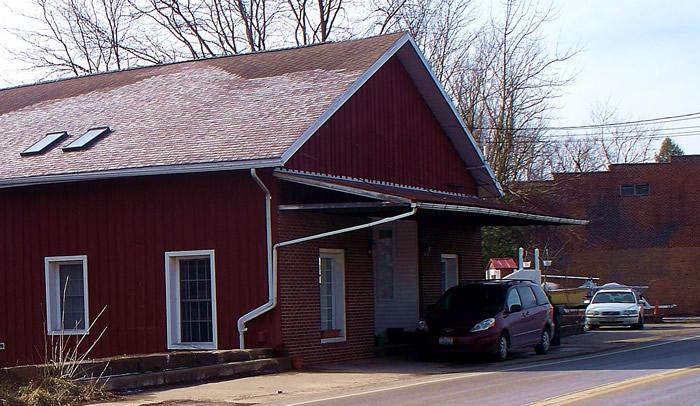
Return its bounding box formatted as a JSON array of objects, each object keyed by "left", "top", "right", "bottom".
[
  {"left": 441, "top": 254, "right": 459, "bottom": 292},
  {"left": 45, "top": 256, "right": 89, "bottom": 335},
  {"left": 319, "top": 249, "right": 346, "bottom": 343},
  {"left": 165, "top": 250, "right": 217, "bottom": 350}
]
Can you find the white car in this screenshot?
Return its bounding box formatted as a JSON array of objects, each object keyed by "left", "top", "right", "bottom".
[{"left": 585, "top": 289, "right": 644, "bottom": 330}]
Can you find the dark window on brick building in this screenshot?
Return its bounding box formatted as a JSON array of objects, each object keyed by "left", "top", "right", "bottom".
[
  {"left": 621, "top": 184, "right": 635, "bottom": 196},
  {"left": 620, "top": 183, "right": 649, "bottom": 197},
  {"left": 635, "top": 184, "right": 650, "bottom": 195}
]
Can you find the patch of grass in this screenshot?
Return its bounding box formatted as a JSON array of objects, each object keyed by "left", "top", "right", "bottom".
[{"left": 0, "top": 373, "right": 115, "bottom": 406}]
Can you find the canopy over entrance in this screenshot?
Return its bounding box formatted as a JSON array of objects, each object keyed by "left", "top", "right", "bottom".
[{"left": 276, "top": 170, "right": 588, "bottom": 226}]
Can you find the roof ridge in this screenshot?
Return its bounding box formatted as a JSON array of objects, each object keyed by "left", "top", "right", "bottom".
[{"left": 0, "top": 31, "right": 408, "bottom": 93}]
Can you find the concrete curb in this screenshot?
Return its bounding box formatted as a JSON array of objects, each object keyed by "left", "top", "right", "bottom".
[{"left": 93, "top": 357, "right": 291, "bottom": 391}]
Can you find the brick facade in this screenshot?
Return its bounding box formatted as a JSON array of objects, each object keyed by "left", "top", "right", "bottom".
[
  {"left": 278, "top": 211, "right": 483, "bottom": 364},
  {"left": 522, "top": 156, "right": 700, "bottom": 314},
  {"left": 419, "top": 221, "right": 483, "bottom": 315},
  {"left": 278, "top": 211, "right": 376, "bottom": 364}
]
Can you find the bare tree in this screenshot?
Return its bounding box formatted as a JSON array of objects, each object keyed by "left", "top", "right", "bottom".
[
  {"left": 366, "top": 0, "right": 475, "bottom": 85},
  {"left": 548, "top": 135, "right": 606, "bottom": 173},
  {"left": 285, "top": 0, "right": 345, "bottom": 46},
  {"left": 7, "top": 0, "right": 174, "bottom": 78},
  {"left": 589, "top": 104, "right": 656, "bottom": 165},
  {"left": 472, "top": 0, "right": 576, "bottom": 186}
]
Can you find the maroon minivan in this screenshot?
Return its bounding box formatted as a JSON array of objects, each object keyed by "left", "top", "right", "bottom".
[{"left": 417, "top": 280, "right": 554, "bottom": 361}]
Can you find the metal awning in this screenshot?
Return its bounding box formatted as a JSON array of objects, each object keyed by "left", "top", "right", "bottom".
[{"left": 275, "top": 170, "right": 588, "bottom": 226}]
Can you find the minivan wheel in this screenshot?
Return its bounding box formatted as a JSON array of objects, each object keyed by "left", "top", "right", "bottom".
[
  {"left": 494, "top": 334, "right": 508, "bottom": 362},
  {"left": 535, "top": 329, "right": 550, "bottom": 355}
]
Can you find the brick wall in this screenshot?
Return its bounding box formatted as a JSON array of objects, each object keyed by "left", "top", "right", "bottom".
[
  {"left": 418, "top": 221, "right": 482, "bottom": 315},
  {"left": 278, "top": 209, "right": 485, "bottom": 364},
  {"left": 522, "top": 156, "right": 700, "bottom": 315},
  {"left": 277, "top": 211, "right": 375, "bottom": 365}
]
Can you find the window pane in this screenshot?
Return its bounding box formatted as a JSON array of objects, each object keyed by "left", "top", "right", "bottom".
[
  {"left": 620, "top": 184, "right": 634, "bottom": 196},
  {"left": 179, "top": 258, "right": 213, "bottom": 343},
  {"left": 516, "top": 286, "right": 538, "bottom": 309},
  {"left": 59, "top": 264, "right": 85, "bottom": 330},
  {"left": 506, "top": 289, "right": 522, "bottom": 308},
  {"left": 635, "top": 184, "right": 650, "bottom": 196},
  {"left": 320, "top": 257, "right": 335, "bottom": 330}
]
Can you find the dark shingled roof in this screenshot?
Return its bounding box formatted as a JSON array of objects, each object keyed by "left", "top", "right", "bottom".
[{"left": 0, "top": 33, "right": 405, "bottom": 182}]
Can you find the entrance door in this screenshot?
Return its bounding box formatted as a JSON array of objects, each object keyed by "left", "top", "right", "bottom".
[{"left": 373, "top": 221, "right": 419, "bottom": 335}]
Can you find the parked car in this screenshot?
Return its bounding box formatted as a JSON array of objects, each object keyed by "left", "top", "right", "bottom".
[
  {"left": 584, "top": 289, "right": 644, "bottom": 330},
  {"left": 417, "top": 280, "right": 554, "bottom": 361}
]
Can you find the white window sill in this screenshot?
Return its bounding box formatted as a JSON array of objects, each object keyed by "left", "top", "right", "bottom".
[
  {"left": 321, "top": 336, "right": 347, "bottom": 344},
  {"left": 168, "top": 342, "right": 217, "bottom": 350},
  {"left": 48, "top": 329, "right": 88, "bottom": 336}
]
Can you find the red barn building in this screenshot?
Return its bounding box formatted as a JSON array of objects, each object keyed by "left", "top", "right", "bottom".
[
  {"left": 520, "top": 156, "right": 700, "bottom": 315},
  {"left": 0, "top": 33, "right": 583, "bottom": 367}
]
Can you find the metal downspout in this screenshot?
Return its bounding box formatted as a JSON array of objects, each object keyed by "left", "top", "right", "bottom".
[
  {"left": 239, "top": 169, "right": 274, "bottom": 349},
  {"left": 237, "top": 176, "right": 417, "bottom": 348}
]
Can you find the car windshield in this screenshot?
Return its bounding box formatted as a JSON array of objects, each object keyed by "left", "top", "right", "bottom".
[
  {"left": 436, "top": 284, "right": 507, "bottom": 313},
  {"left": 592, "top": 291, "right": 636, "bottom": 304}
]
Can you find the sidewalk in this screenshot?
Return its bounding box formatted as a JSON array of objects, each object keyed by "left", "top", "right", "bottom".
[{"left": 96, "top": 323, "right": 700, "bottom": 406}]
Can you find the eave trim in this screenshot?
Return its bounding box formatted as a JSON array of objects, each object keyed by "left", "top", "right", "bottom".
[
  {"left": 0, "top": 158, "right": 283, "bottom": 189},
  {"left": 416, "top": 202, "right": 589, "bottom": 225},
  {"left": 274, "top": 170, "right": 412, "bottom": 204}
]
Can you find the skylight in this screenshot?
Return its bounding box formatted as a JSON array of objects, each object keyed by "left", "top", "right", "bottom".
[
  {"left": 63, "top": 127, "right": 111, "bottom": 151},
  {"left": 20, "top": 132, "right": 68, "bottom": 156}
]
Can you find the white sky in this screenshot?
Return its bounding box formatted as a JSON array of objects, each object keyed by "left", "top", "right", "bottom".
[{"left": 1, "top": 0, "right": 699, "bottom": 153}]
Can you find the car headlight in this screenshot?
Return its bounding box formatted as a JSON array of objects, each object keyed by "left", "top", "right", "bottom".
[
  {"left": 624, "top": 309, "right": 639, "bottom": 316},
  {"left": 470, "top": 318, "right": 495, "bottom": 333},
  {"left": 417, "top": 320, "right": 429, "bottom": 332},
  {"left": 586, "top": 310, "right": 600, "bottom": 316}
]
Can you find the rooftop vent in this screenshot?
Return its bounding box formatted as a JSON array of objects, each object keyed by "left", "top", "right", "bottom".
[
  {"left": 63, "top": 127, "right": 111, "bottom": 152},
  {"left": 20, "top": 131, "right": 68, "bottom": 156}
]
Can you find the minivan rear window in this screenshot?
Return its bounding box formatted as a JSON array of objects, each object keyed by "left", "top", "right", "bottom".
[
  {"left": 436, "top": 285, "right": 507, "bottom": 313},
  {"left": 531, "top": 285, "right": 550, "bottom": 305},
  {"left": 516, "top": 286, "right": 538, "bottom": 309}
]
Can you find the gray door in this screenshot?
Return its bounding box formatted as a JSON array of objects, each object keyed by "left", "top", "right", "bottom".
[{"left": 373, "top": 221, "right": 419, "bottom": 335}]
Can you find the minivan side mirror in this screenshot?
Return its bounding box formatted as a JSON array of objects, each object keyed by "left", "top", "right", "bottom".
[{"left": 509, "top": 304, "right": 522, "bottom": 313}]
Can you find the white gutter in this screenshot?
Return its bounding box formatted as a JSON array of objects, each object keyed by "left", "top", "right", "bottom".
[
  {"left": 237, "top": 174, "right": 418, "bottom": 349},
  {"left": 415, "top": 202, "right": 589, "bottom": 225},
  {"left": 238, "top": 168, "right": 275, "bottom": 349},
  {"left": 0, "top": 158, "right": 283, "bottom": 189}
]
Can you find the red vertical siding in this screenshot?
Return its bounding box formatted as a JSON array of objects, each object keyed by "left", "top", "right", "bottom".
[
  {"left": 286, "top": 57, "right": 477, "bottom": 195},
  {"left": 0, "top": 170, "right": 280, "bottom": 367}
]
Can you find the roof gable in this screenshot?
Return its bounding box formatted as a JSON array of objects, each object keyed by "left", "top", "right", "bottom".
[{"left": 0, "top": 33, "right": 501, "bottom": 196}]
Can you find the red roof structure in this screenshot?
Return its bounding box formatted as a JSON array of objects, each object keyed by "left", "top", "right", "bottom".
[{"left": 487, "top": 258, "right": 518, "bottom": 270}]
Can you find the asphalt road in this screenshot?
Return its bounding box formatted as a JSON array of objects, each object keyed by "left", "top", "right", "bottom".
[{"left": 289, "top": 330, "right": 700, "bottom": 406}]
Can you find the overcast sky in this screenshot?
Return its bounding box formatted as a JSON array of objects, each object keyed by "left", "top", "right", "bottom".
[{"left": 1, "top": 0, "right": 699, "bottom": 153}]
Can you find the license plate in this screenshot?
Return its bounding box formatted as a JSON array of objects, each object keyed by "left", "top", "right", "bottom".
[{"left": 439, "top": 336, "right": 453, "bottom": 345}]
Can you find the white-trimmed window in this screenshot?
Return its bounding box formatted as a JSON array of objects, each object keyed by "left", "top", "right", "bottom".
[
  {"left": 165, "top": 250, "right": 217, "bottom": 350},
  {"left": 441, "top": 254, "right": 459, "bottom": 292},
  {"left": 319, "top": 249, "right": 346, "bottom": 343},
  {"left": 45, "top": 256, "right": 89, "bottom": 335}
]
